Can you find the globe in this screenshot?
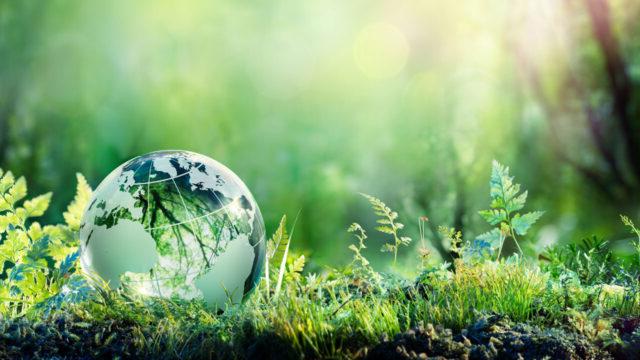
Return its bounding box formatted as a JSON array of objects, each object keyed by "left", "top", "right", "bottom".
[{"left": 79, "top": 150, "right": 265, "bottom": 309}]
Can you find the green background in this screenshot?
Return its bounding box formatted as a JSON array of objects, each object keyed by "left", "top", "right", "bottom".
[{"left": 2, "top": 0, "right": 640, "bottom": 269}]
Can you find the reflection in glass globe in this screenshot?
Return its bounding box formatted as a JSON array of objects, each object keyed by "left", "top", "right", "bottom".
[{"left": 79, "top": 150, "right": 265, "bottom": 309}]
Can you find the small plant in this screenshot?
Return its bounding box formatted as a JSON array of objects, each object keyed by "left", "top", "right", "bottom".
[
  {"left": 437, "top": 225, "right": 463, "bottom": 259},
  {"left": 478, "top": 160, "right": 544, "bottom": 258},
  {"left": 542, "top": 236, "right": 614, "bottom": 286},
  {"left": 347, "top": 223, "right": 380, "bottom": 282},
  {"left": 0, "top": 170, "right": 92, "bottom": 317},
  {"left": 621, "top": 214, "right": 640, "bottom": 266},
  {"left": 361, "top": 193, "right": 411, "bottom": 265},
  {"left": 417, "top": 216, "right": 431, "bottom": 269},
  {"left": 265, "top": 212, "right": 302, "bottom": 298}
]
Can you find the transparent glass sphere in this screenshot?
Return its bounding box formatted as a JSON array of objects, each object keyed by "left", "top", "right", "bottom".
[{"left": 79, "top": 150, "right": 265, "bottom": 309}]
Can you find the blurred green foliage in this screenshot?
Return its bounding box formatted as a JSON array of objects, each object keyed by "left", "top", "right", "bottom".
[{"left": 2, "top": 0, "right": 640, "bottom": 268}]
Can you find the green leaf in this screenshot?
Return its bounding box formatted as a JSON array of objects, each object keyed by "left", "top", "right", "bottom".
[
  {"left": 0, "top": 214, "right": 11, "bottom": 234},
  {"left": 63, "top": 174, "right": 92, "bottom": 231},
  {"left": 23, "top": 193, "right": 52, "bottom": 217},
  {"left": 269, "top": 215, "right": 289, "bottom": 269},
  {"left": 47, "top": 238, "right": 78, "bottom": 266},
  {"left": 375, "top": 226, "right": 395, "bottom": 234},
  {"left": 268, "top": 213, "right": 300, "bottom": 296},
  {"left": 381, "top": 243, "right": 395, "bottom": 253},
  {"left": 57, "top": 251, "right": 80, "bottom": 278},
  {"left": 475, "top": 228, "right": 503, "bottom": 248},
  {"left": 26, "top": 235, "right": 52, "bottom": 266},
  {"left": 8, "top": 263, "right": 31, "bottom": 283},
  {"left": 511, "top": 211, "right": 544, "bottom": 236},
  {"left": 0, "top": 171, "right": 15, "bottom": 194},
  {"left": 0, "top": 230, "right": 29, "bottom": 264},
  {"left": 5, "top": 177, "right": 27, "bottom": 207},
  {"left": 506, "top": 191, "right": 527, "bottom": 213},
  {"left": 478, "top": 209, "right": 507, "bottom": 225},
  {"left": 27, "top": 222, "right": 44, "bottom": 241},
  {"left": 488, "top": 160, "right": 522, "bottom": 213},
  {"left": 34, "top": 274, "right": 93, "bottom": 316},
  {"left": 289, "top": 255, "right": 305, "bottom": 274}
]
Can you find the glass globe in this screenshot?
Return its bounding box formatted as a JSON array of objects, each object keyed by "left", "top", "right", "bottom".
[{"left": 79, "top": 150, "right": 265, "bottom": 309}]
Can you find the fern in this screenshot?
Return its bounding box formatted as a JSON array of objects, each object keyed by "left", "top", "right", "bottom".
[
  {"left": 347, "top": 223, "right": 380, "bottom": 282},
  {"left": 63, "top": 173, "right": 92, "bottom": 231},
  {"left": 285, "top": 254, "right": 306, "bottom": 283},
  {"left": 0, "top": 169, "right": 92, "bottom": 317},
  {"left": 478, "top": 160, "right": 543, "bottom": 258},
  {"left": 265, "top": 213, "right": 300, "bottom": 297},
  {"left": 361, "top": 194, "right": 411, "bottom": 265}
]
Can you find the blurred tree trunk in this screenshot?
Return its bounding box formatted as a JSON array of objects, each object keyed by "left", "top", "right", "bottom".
[
  {"left": 513, "top": 0, "right": 640, "bottom": 204},
  {"left": 585, "top": 0, "right": 640, "bottom": 182}
]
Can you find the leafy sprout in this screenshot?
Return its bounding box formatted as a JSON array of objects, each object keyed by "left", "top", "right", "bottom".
[
  {"left": 478, "top": 160, "right": 544, "bottom": 258},
  {"left": 265, "top": 211, "right": 301, "bottom": 298},
  {"left": 360, "top": 193, "right": 411, "bottom": 265},
  {"left": 0, "top": 169, "right": 92, "bottom": 317},
  {"left": 347, "top": 223, "right": 380, "bottom": 283}
]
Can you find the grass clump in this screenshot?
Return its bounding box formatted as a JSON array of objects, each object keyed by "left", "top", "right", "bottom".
[{"left": 413, "top": 259, "right": 548, "bottom": 329}]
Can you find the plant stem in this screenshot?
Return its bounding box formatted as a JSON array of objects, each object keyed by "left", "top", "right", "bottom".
[{"left": 509, "top": 223, "right": 523, "bottom": 254}]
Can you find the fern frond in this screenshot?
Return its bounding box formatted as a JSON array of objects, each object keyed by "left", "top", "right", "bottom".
[
  {"left": 361, "top": 193, "right": 411, "bottom": 265},
  {"left": 478, "top": 160, "right": 543, "bottom": 258},
  {"left": 63, "top": 174, "right": 92, "bottom": 231}
]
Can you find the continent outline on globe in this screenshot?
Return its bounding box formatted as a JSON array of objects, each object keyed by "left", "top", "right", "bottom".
[{"left": 79, "top": 150, "right": 266, "bottom": 310}]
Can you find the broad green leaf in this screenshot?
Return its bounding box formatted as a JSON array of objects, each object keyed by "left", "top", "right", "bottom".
[{"left": 511, "top": 211, "right": 544, "bottom": 236}]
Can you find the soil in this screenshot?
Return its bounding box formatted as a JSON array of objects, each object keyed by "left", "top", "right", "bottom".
[
  {"left": 365, "top": 315, "right": 623, "bottom": 360},
  {"left": 1, "top": 313, "right": 639, "bottom": 359}
]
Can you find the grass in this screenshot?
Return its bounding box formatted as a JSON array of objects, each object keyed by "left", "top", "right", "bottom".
[
  {"left": 15, "top": 249, "right": 633, "bottom": 359},
  {"left": 1, "top": 161, "right": 640, "bottom": 359}
]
